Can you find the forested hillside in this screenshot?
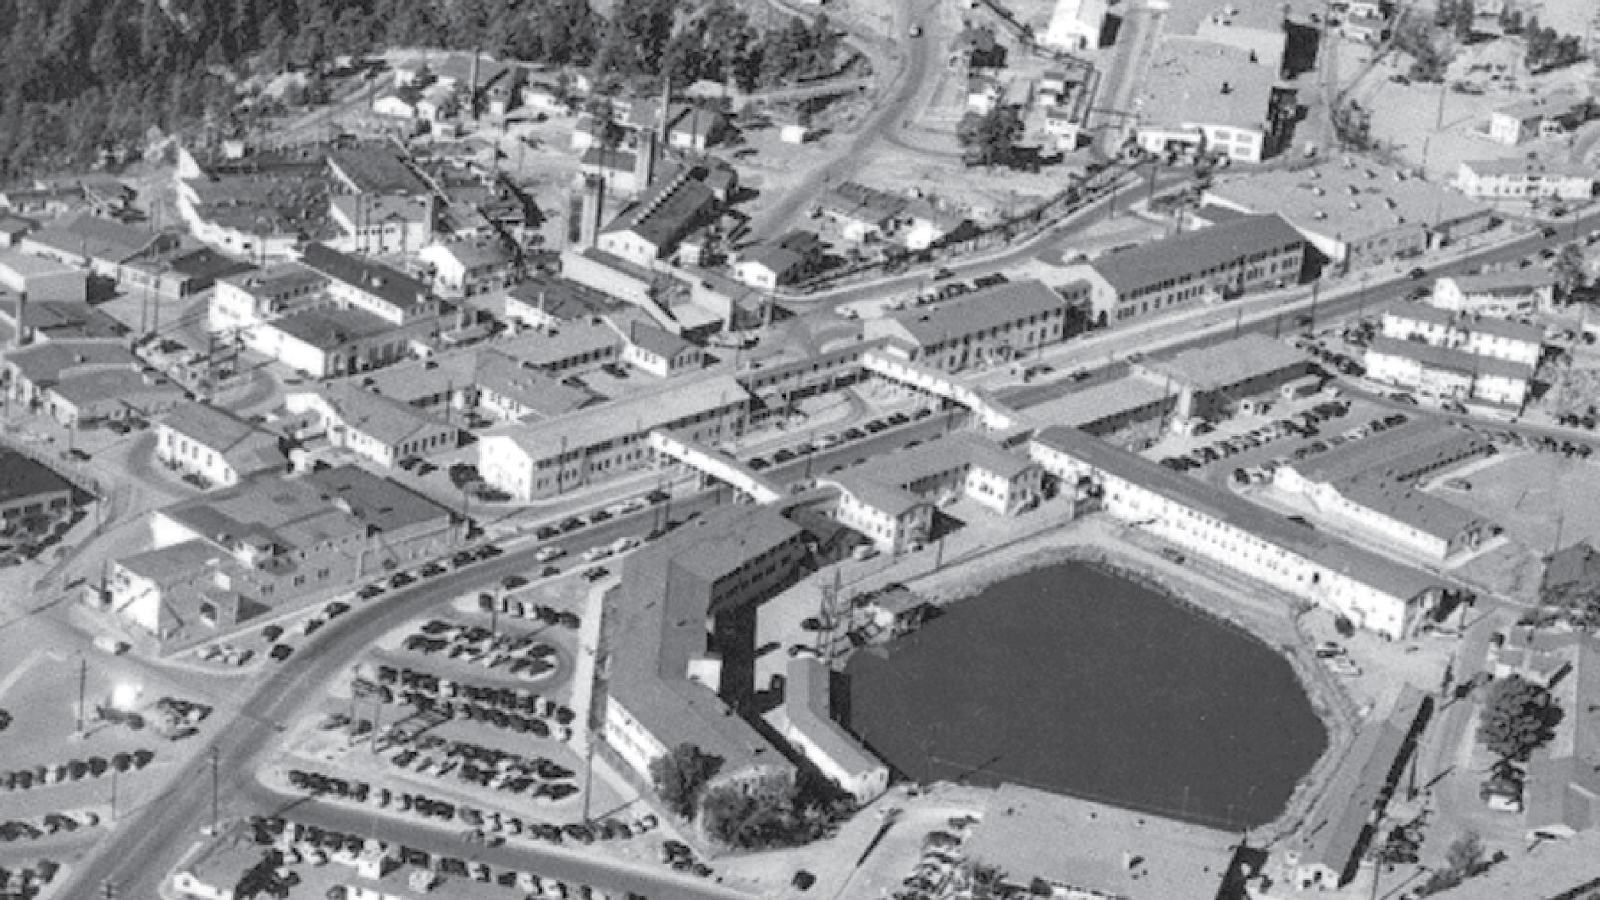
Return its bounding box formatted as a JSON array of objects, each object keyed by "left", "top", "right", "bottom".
[{"left": 0, "top": 0, "right": 841, "bottom": 180}]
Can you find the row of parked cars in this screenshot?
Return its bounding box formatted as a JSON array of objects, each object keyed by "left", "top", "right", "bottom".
[
  {"left": 0, "top": 750, "right": 154, "bottom": 792},
  {"left": 749, "top": 408, "right": 934, "bottom": 471},
  {"left": 1162, "top": 402, "right": 1352, "bottom": 472},
  {"left": 355, "top": 543, "right": 507, "bottom": 601},
  {"left": 0, "top": 859, "right": 59, "bottom": 900},
  {"left": 533, "top": 493, "right": 666, "bottom": 541},
  {"left": 0, "top": 811, "right": 97, "bottom": 844},
  {"left": 252, "top": 815, "right": 645, "bottom": 900}
]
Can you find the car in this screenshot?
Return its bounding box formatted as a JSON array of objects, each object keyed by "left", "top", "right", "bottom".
[
  {"left": 269, "top": 644, "right": 294, "bottom": 662},
  {"left": 864, "top": 420, "right": 888, "bottom": 433},
  {"left": 477, "top": 543, "right": 503, "bottom": 559},
  {"left": 325, "top": 601, "right": 350, "bottom": 617},
  {"left": 558, "top": 517, "right": 584, "bottom": 533},
  {"left": 818, "top": 433, "right": 842, "bottom": 448},
  {"left": 581, "top": 546, "right": 612, "bottom": 562},
  {"left": 1407, "top": 267, "right": 1428, "bottom": 280},
  {"left": 536, "top": 525, "right": 561, "bottom": 540},
  {"left": 773, "top": 448, "right": 797, "bottom": 463},
  {"left": 582, "top": 567, "right": 610, "bottom": 582},
  {"left": 801, "top": 617, "right": 826, "bottom": 631},
  {"left": 263, "top": 624, "right": 284, "bottom": 642},
  {"left": 1541, "top": 224, "right": 1559, "bottom": 238},
  {"left": 912, "top": 407, "right": 934, "bottom": 419},
  {"left": 646, "top": 489, "right": 671, "bottom": 504},
  {"left": 535, "top": 546, "right": 566, "bottom": 563},
  {"left": 357, "top": 584, "right": 385, "bottom": 600},
  {"left": 931, "top": 266, "right": 953, "bottom": 279},
  {"left": 390, "top": 572, "right": 414, "bottom": 589},
  {"left": 420, "top": 563, "right": 446, "bottom": 577},
  {"left": 973, "top": 273, "right": 1009, "bottom": 289},
  {"left": 748, "top": 457, "right": 771, "bottom": 471},
  {"left": 588, "top": 509, "right": 612, "bottom": 523},
  {"left": 1160, "top": 548, "right": 1185, "bottom": 564},
  {"left": 757, "top": 641, "right": 781, "bottom": 656},
  {"left": 452, "top": 550, "right": 477, "bottom": 567},
  {"left": 844, "top": 427, "right": 868, "bottom": 440},
  {"left": 887, "top": 412, "right": 911, "bottom": 426},
  {"left": 539, "top": 565, "right": 561, "bottom": 578}
]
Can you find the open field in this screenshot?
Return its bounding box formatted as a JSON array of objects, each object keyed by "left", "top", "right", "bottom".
[{"left": 1453, "top": 449, "right": 1600, "bottom": 555}]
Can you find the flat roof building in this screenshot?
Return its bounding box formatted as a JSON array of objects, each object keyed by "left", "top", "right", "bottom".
[
  {"left": 1134, "top": 37, "right": 1295, "bottom": 163},
  {"left": 864, "top": 279, "right": 1081, "bottom": 372}
]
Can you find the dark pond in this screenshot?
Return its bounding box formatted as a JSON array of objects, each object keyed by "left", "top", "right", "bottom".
[{"left": 845, "top": 560, "right": 1327, "bottom": 829}]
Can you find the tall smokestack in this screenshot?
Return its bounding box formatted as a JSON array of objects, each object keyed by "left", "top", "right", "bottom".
[
  {"left": 635, "top": 130, "right": 658, "bottom": 195},
  {"left": 579, "top": 175, "right": 606, "bottom": 248},
  {"left": 15, "top": 290, "right": 29, "bottom": 349},
  {"left": 469, "top": 51, "right": 481, "bottom": 123},
  {"left": 659, "top": 74, "right": 672, "bottom": 146}
]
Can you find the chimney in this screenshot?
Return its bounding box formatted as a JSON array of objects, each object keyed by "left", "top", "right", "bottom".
[
  {"left": 659, "top": 73, "right": 673, "bottom": 146},
  {"left": 469, "top": 51, "right": 481, "bottom": 123},
  {"left": 635, "top": 130, "right": 658, "bottom": 194},
  {"left": 579, "top": 175, "right": 606, "bottom": 248}
]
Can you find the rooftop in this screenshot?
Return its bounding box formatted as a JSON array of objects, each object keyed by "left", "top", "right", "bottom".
[
  {"left": 1440, "top": 269, "right": 1557, "bottom": 295},
  {"left": 0, "top": 297, "right": 127, "bottom": 341},
  {"left": 964, "top": 782, "right": 1239, "bottom": 899},
  {"left": 1136, "top": 37, "right": 1280, "bottom": 133},
  {"left": 1205, "top": 163, "right": 1489, "bottom": 242},
  {"left": 1142, "top": 332, "right": 1308, "bottom": 392},
  {"left": 159, "top": 402, "right": 282, "bottom": 464},
  {"left": 299, "top": 242, "right": 434, "bottom": 312},
  {"left": 1032, "top": 426, "right": 1444, "bottom": 601},
  {"left": 625, "top": 321, "right": 694, "bottom": 359},
  {"left": 1088, "top": 214, "right": 1305, "bottom": 295},
  {"left": 782, "top": 657, "right": 885, "bottom": 780},
  {"left": 474, "top": 351, "right": 598, "bottom": 419},
  {"left": 5, "top": 339, "right": 139, "bottom": 386},
  {"left": 0, "top": 450, "right": 74, "bottom": 506},
  {"left": 819, "top": 181, "right": 908, "bottom": 224},
  {"left": 482, "top": 373, "right": 747, "bottom": 462},
  {"left": 304, "top": 382, "right": 453, "bottom": 446},
  {"left": 1023, "top": 376, "right": 1173, "bottom": 431},
  {"left": 873, "top": 279, "right": 1069, "bottom": 347},
  {"left": 1459, "top": 156, "right": 1597, "bottom": 178},
  {"left": 494, "top": 319, "right": 622, "bottom": 369},
  {"left": 504, "top": 275, "right": 614, "bottom": 322},
  {"left": 326, "top": 145, "right": 428, "bottom": 195},
  {"left": 1367, "top": 335, "right": 1536, "bottom": 381},
  {"left": 270, "top": 305, "right": 395, "bottom": 349},
  {"left": 218, "top": 261, "right": 328, "bottom": 299},
  {"left": 609, "top": 506, "right": 802, "bottom": 777},
  {"left": 0, "top": 247, "right": 81, "bottom": 278},
  {"left": 329, "top": 193, "right": 432, "bottom": 227},
  {"left": 25, "top": 213, "right": 164, "bottom": 262},
  {"left": 1290, "top": 420, "right": 1493, "bottom": 487},
  {"left": 116, "top": 539, "right": 224, "bottom": 584},
  {"left": 1293, "top": 687, "right": 1430, "bottom": 876},
  {"left": 352, "top": 352, "right": 478, "bottom": 405},
  {"left": 426, "top": 238, "right": 514, "bottom": 270},
  {"left": 601, "top": 165, "right": 716, "bottom": 249}
]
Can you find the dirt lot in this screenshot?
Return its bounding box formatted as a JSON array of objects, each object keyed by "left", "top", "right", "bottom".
[
  {"left": 1455, "top": 449, "right": 1600, "bottom": 553},
  {"left": 1344, "top": 31, "right": 1599, "bottom": 180}
]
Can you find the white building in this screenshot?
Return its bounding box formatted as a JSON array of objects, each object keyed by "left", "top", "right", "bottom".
[
  {"left": 418, "top": 238, "right": 517, "bottom": 298},
  {"left": 1365, "top": 337, "right": 1534, "bottom": 408},
  {"left": 1133, "top": 38, "right": 1294, "bottom": 163},
  {"left": 155, "top": 402, "right": 286, "bottom": 489},
  {"left": 1431, "top": 271, "right": 1557, "bottom": 316},
  {"left": 1042, "top": 0, "right": 1107, "bottom": 50},
  {"left": 1380, "top": 303, "right": 1544, "bottom": 367},
  {"left": 776, "top": 658, "right": 890, "bottom": 804},
  {"left": 617, "top": 321, "right": 703, "bottom": 378},
  {"left": 328, "top": 194, "right": 433, "bottom": 256},
  {"left": 1030, "top": 426, "right": 1444, "bottom": 639},
  {"left": 1455, "top": 158, "right": 1597, "bottom": 201},
  {"left": 285, "top": 384, "right": 457, "bottom": 468}
]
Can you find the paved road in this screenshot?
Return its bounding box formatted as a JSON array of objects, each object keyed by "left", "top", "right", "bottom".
[{"left": 747, "top": 0, "right": 936, "bottom": 242}]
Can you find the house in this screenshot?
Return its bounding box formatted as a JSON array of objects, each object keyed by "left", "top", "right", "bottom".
[
  {"left": 521, "top": 80, "right": 565, "bottom": 112},
  {"left": 1065, "top": 214, "right": 1305, "bottom": 327},
  {"left": 477, "top": 374, "right": 748, "bottom": 501},
  {"left": 603, "top": 506, "right": 806, "bottom": 805},
  {"left": 732, "top": 232, "right": 821, "bottom": 291},
  {"left": 112, "top": 466, "right": 454, "bottom": 646},
  {"left": 328, "top": 194, "right": 434, "bottom": 256},
  {"left": 965, "top": 76, "right": 1003, "bottom": 115},
  {"left": 900, "top": 202, "right": 969, "bottom": 252},
  {"left": 1030, "top": 426, "right": 1448, "bottom": 638},
  {"left": 1133, "top": 37, "right": 1296, "bottom": 163},
  {"left": 1431, "top": 270, "right": 1557, "bottom": 315},
  {"left": 1273, "top": 421, "right": 1499, "bottom": 561},
  {"left": 774, "top": 658, "right": 889, "bottom": 804},
  {"left": 298, "top": 242, "right": 440, "bottom": 325},
  {"left": 418, "top": 238, "right": 517, "bottom": 298},
  {"left": 1487, "top": 92, "right": 1592, "bottom": 146},
  {"left": 371, "top": 89, "right": 418, "bottom": 119},
  {"left": 1287, "top": 688, "right": 1431, "bottom": 889},
  {"left": 1455, "top": 157, "right": 1597, "bottom": 201},
  {"left": 666, "top": 104, "right": 729, "bottom": 151},
  {"left": 1339, "top": 11, "right": 1390, "bottom": 42},
  {"left": 155, "top": 402, "right": 286, "bottom": 488},
  {"left": 0, "top": 450, "right": 75, "bottom": 523},
  {"left": 1203, "top": 162, "right": 1494, "bottom": 269},
  {"left": 618, "top": 321, "right": 704, "bottom": 377},
  {"left": 865, "top": 279, "right": 1081, "bottom": 371},
  {"left": 823, "top": 432, "right": 1041, "bottom": 552},
  {"left": 285, "top": 383, "right": 458, "bottom": 468},
  {"left": 0, "top": 249, "right": 88, "bottom": 302},
  {"left": 1042, "top": 0, "right": 1107, "bottom": 50}
]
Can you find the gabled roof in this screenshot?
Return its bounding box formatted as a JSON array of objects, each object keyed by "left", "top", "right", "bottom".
[
  {"left": 625, "top": 321, "right": 694, "bottom": 359},
  {"left": 25, "top": 213, "right": 164, "bottom": 263},
  {"left": 159, "top": 402, "right": 285, "bottom": 474},
  {"left": 871, "top": 279, "right": 1068, "bottom": 348},
  {"left": 1088, "top": 214, "right": 1304, "bottom": 295},
  {"left": 304, "top": 382, "right": 453, "bottom": 446},
  {"left": 473, "top": 351, "right": 597, "bottom": 419},
  {"left": 0, "top": 450, "right": 74, "bottom": 506},
  {"left": 299, "top": 242, "right": 434, "bottom": 312},
  {"left": 600, "top": 165, "right": 716, "bottom": 249},
  {"left": 783, "top": 657, "right": 884, "bottom": 778},
  {"left": 269, "top": 305, "right": 394, "bottom": 350},
  {"left": 1367, "top": 336, "right": 1535, "bottom": 381}
]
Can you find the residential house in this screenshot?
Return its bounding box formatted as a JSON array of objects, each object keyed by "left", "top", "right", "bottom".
[
  {"left": 1042, "top": 0, "right": 1107, "bottom": 50},
  {"left": 732, "top": 232, "right": 822, "bottom": 290},
  {"left": 966, "top": 76, "right": 1004, "bottom": 115},
  {"left": 817, "top": 182, "right": 908, "bottom": 243},
  {"left": 1065, "top": 214, "right": 1305, "bottom": 326},
  {"left": 1380, "top": 302, "right": 1544, "bottom": 366},
  {"left": 155, "top": 402, "right": 286, "bottom": 488}
]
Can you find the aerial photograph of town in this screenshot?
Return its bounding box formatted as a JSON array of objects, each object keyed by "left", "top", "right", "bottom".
[{"left": 1, "top": 0, "right": 1600, "bottom": 897}]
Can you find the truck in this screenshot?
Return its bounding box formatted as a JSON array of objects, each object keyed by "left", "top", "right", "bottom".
[{"left": 94, "top": 636, "right": 130, "bottom": 655}]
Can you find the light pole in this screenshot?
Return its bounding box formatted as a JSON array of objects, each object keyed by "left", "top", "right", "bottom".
[
  {"left": 207, "top": 745, "right": 220, "bottom": 835},
  {"left": 109, "top": 766, "right": 119, "bottom": 822}
]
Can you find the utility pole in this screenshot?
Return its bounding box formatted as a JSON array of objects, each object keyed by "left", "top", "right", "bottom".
[
  {"left": 207, "top": 745, "right": 220, "bottom": 835},
  {"left": 75, "top": 654, "right": 87, "bottom": 736}
]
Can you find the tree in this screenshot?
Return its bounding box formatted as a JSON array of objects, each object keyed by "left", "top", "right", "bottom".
[
  {"left": 648, "top": 743, "right": 722, "bottom": 819},
  {"left": 957, "top": 105, "right": 1023, "bottom": 169},
  {"left": 1553, "top": 242, "right": 1589, "bottom": 301},
  {"left": 1477, "top": 674, "right": 1558, "bottom": 761},
  {"left": 1415, "top": 831, "right": 1497, "bottom": 896}
]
